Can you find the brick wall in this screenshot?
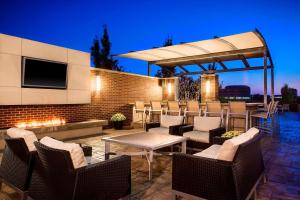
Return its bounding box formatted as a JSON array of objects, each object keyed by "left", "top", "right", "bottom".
[{"left": 0, "top": 69, "right": 176, "bottom": 129}]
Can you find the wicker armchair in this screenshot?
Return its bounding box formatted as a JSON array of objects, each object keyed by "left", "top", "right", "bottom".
[
  {"left": 172, "top": 134, "right": 265, "bottom": 200},
  {"left": 0, "top": 137, "right": 36, "bottom": 200},
  {"left": 178, "top": 116, "right": 226, "bottom": 150},
  {"left": 146, "top": 115, "right": 185, "bottom": 136},
  {"left": 28, "top": 141, "right": 131, "bottom": 200}
]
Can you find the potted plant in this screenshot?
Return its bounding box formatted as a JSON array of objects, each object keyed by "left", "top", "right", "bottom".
[{"left": 111, "top": 113, "right": 126, "bottom": 130}]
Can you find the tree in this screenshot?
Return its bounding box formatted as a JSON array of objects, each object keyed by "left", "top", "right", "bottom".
[
  {"left": 155, "top": 36, "right": 176, "bottom": 77},
  {"left": 90, "top": 25, "right": 123, "bottom": 71},
  {"left": 281, "top": 84, "right": 298, "bottom": 104},
  {"left": 100, "top": 25, "right": 111, "bottom": 70},
  {"left": 90, "top": 36, "right": 101, "bottom": 68}
]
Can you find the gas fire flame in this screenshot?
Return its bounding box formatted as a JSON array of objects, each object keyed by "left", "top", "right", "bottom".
[{"left": 16, "top": 118, "right": 66, "bottom": 128}]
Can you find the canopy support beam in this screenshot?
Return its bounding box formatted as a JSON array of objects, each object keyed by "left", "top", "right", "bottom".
[
  {"left": 196, "top": 64, "right": 207, "bottom": 71},
  {"left": 218, "top": 61, "right": 228, "bottom": 70},
  {"left": 271, "top": 65, "right": 275, "bottom": 102},
  {"left": 263, "top": 53, "right": 268, "bottom": 106},
  {"left": 178, "top": 65, "right": 271, "bottom": 76},
  {"left": 241, "top": 56, "right": 251, "bottom": 68},
  {"left": 178, "top": 65, "right": 189, "bottom": 73}
]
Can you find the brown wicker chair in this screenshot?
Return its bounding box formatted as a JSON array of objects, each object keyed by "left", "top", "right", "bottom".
[
  {"left": 172, "top": 134, "right": 265, "bottom": 200},
  {"left": 146, "top": 115, "right": 185, "bottom": 136},
  {"left": 0, "top": 137, "right": 37, "bottom": 200},
  {"left": 178, "top": 116, "right": 226, "bottom": 151},
  {"left": 28, "top": 141, "right": 131, "bottom": 200}
]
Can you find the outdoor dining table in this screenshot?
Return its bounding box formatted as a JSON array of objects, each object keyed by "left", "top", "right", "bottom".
[{"left": 102, "top": 132, "right": 187, "bottom": 180}]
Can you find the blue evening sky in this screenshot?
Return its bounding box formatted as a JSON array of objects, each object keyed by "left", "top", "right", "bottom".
[{"left": 1, "top": 0, "right": 300, "bottom": 94}]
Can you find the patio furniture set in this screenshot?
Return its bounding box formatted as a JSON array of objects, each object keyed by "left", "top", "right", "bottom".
[{"left": 0, "top": 101, "right": 275, "bottom": 199}]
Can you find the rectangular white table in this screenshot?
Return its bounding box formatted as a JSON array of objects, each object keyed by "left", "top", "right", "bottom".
[{"left": 102, "top": 132, "right": 187, "bottom": 180}]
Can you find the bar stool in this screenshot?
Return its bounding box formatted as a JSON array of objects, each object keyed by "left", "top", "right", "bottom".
[
  {"left": 226, "top": 101, "right": 249, "bottom": 131},
  {"left": 133, "top": 101, "right": 147, "bottom": 128},
  {"left": 184, "top": 100, "right": 201, "bottom": 124},
  {"left": 204, "top": 101, "right": 224, "bottom": 126},
  {"left": 149, "top": 101, "right": 163, "bottom": 122},
  {"left": 166, "top": 101, "right": 181, "bottom": 116},
  {"left": 250, "top": 101, "right": 278, "bottom": 133}
]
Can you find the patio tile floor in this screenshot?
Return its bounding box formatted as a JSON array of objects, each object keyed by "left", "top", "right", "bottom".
[{"left": 1, "top": 112, "right": 300, "bottom": 199}]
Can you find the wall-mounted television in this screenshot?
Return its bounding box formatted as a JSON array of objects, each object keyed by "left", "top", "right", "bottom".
[{"left": 22, "top": 57, "right": 68, "bottom": 89}]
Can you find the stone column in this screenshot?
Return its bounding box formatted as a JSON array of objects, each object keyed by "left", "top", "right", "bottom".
[{"left": 201, "top": 74, "right": 219, "bottom": 103}]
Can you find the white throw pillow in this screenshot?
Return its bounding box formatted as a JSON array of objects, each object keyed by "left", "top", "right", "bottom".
[
  {"left": 193, "top": 116, "right": 221, "bottom": 132},
  {"left": 40, "top": 136, "right": 87, "bottom": 169},
  {"left": 160, "top": 115, "right": 183, "bottom": 128},
  {"left": 244, "top": 127, "right": 259, "bottom": 138},
  {"left": 7, "top": 128, "right": 38, "bottom": 152},
  {"left": 217, "top": 133, "right": 251, "bottom": 161}
]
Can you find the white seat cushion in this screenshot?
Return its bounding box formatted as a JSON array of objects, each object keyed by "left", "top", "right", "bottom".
[
  {"left": 148, "top": 127, "right": 169, "bottom": 135},
  {"left": 40, "top": 136, "right": 87, "bottom": 169},
  {"left": 217, "top": 133, "right": 251, "bottom": 161},
  {"left": 160, "top": 115, "right": 184, "bottom": 128},
  {"left": 7, "top": 128, "right": 38, "bottom": 152},
  {"left": 183, "top": 131, "right": 209, "bottom": 143},
  {"left": 193, "top": 116, "right": 221, "bottom": 132},
  {"left": 194, "top": 144, "right": 221, "bottom": 159},
  {"left": 244, "top": 127, "right": 259, "bottom": 138}
]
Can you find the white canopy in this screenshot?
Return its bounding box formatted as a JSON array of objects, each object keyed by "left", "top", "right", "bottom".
[{"left": 117, "top": 31, "right": 266, "bottom": 66}]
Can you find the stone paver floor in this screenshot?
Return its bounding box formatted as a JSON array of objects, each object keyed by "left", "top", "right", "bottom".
[{"left": 1, "top": 112, "right": 300, "bottom": 199}]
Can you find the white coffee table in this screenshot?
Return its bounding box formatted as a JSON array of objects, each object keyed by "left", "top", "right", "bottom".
[{"left": 102, "top": 132, "right": 187, "bottom": 180}]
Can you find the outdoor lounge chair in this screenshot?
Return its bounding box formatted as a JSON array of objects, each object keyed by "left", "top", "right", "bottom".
[
  {"left": 146, "top": 114, "right": 184, "bottom": 135},
  {"left": 172, "top": 128, "right": 265, "bottom": 200},
  {"left": 178, "top": 116, "right": 225, "bottom": 150},
  {"left": 183, "top": 100, "right": 201, "bottom": 124},
  {"left": 28, "top": 140, "right": 131, "bottom": 200},
  {"left": 0, "top": 137, "right": 36, "bottom": 200},
  {"left": 226, "top": 101, "right": 249, "bottom": 131},
  {"left": 166, "top": 101, "right": 181, "bottom": 116}
]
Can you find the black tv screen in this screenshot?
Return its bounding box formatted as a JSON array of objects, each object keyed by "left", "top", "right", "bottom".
[{"left": 22, "top": 57, "right": 68, "bottom": 89}]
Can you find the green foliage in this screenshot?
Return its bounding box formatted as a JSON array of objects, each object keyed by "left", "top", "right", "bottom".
[
  {"left": 281, "top": 84, "right": 298, "bottom": 104},
  {"left": 208, "top": 62, "right": 217, "bottom": 71},
  {"left": 111, "top": 113, "right": 126, "bottom": 122},
  {"left": 155, "top": 36, "right": 176, "bottom": 77},
  {"left": 178, "top": 76, "right": 201, "bottom": 100},
  {"left": 90, "top": 36, "right": 101, "bottom": 67},
  {"left": 91, "top": 25, "right": 123, "bottom": 71},
  {"left": 221, "top": 131, "right": 243, "bottom": 138}
]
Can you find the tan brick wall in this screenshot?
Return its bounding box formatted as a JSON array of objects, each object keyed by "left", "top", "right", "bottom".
[{"left": 0, "top": 69, "right": 173, "bottom": 129}]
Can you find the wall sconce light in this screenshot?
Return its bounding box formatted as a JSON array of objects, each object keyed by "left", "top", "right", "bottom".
[
  {"left": 167, "top": 82, "right": 172, "bottom": 94},
  {"left": 205, "top": 80, "right": 211, "bottom": 96},
  {"left": 95, "top": 75, "right": 101, "bottom": 92}
]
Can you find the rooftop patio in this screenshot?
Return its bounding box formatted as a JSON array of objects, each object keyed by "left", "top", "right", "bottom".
[
  {"left": 0, "top": 31, "right": 297, "bottom": 200},
  {"left": 0, "top": 112, "right": 299, "bottom": 200}
]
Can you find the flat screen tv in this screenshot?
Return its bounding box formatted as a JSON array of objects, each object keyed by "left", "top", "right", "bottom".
[{"left": 22, "top": 57, "right": 68, "bottom": 89}]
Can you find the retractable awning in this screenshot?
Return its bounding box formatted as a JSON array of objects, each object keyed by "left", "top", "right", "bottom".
[{"left": 117, "top": 31, "right": 269, "bottom": 67}]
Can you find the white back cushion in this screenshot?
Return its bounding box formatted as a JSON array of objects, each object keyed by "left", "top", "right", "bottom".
[
  {"left": 244, "top": 127, "right": 259, "bottom": 138},
  {"left": 160, "top": 115, "right": 183, "bottom": 128},
  {"left": 217, "top": 133, "right": 251, "bottom": 161},
  {"left": 40, "top": 136, "right": 87, "bottom": 169},
  {"left": 7, "top": 128, "right": 38, "bottom": 152},
  {"left": 193, "top": 116, "right": 221, "bottom": 132}
]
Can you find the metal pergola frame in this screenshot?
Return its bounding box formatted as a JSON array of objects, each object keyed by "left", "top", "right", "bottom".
[{"left": 118, "top": 29, "right": 275, "bottom": 105}]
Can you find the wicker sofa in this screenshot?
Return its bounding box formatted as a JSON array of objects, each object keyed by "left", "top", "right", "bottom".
[
  {"left": 28, "top": 141, "right": 131, "bottom": 200},
  {"left": 172, "top": 129, "right": 265, "bottom": 200},
  {"left": 146, "top": 115, "right": 185, "bottom": 135},
  {"left": 0, "top": 137, "right": 36, "bottom": 200},
  {"left": 178, "top": 116, "right": 226, "bottom": 150}
]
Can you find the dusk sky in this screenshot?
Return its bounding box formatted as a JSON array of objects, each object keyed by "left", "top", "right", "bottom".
[{"left": 1, "top": 0, "right": 300, "bottom": 95}]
